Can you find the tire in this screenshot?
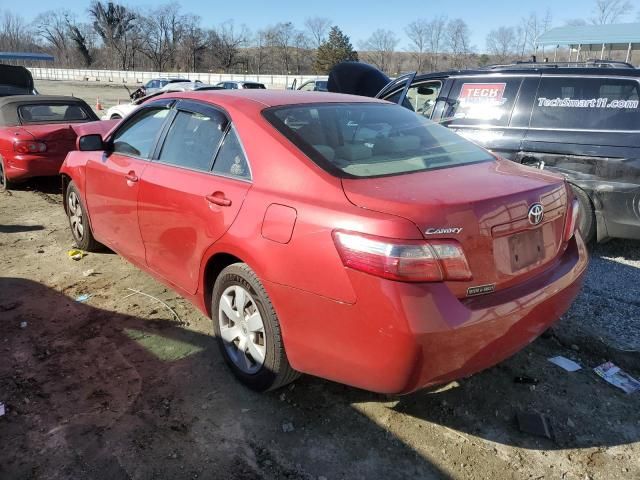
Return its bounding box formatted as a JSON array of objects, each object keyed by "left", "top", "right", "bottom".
[
  {"left": 571, "top": 185, "right": 596, "bottom": 244},
  {"left": 0, "top": 155, "right": 14, "bottom": 192},
  {"left": 212, "top": 263, "right": 300, "bottom": 392},
  {"left": 66, "top": 181, "right": 101, "bottom": 251}
]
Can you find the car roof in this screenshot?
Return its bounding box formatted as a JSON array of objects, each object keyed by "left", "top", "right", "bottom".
[
  {"left": 413, "top": 66, "right": 640, "bottom": 81},
  {"left": 0, "top": 95, "right": 89, "bottom": 108},
  {"left": 162, "top": 90, "right": 387, "bottom": 112}
]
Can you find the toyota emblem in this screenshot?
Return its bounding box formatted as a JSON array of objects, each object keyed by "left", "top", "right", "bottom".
[{"left": 528, "top": 203, "right": 544, "bottom": 225}]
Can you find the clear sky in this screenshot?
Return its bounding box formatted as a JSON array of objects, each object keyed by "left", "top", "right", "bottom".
[{"left": 16, "top": 0, "right": 640, "bottom": 50}]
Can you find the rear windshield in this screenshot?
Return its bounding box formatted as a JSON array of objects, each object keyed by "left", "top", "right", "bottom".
[
  {"left": 264, "top": 103, "right": 494, "bottom": 178},
  {"left": 243, "top": 83, "right": 266, "bottom": 89},
  {"left": 18, "top": 103, "right": 93, "bottom": 123}
]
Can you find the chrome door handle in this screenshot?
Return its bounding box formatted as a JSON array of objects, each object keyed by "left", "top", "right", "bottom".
[{"left": 125, "top": 171, "right": 138, "bottom": 182}]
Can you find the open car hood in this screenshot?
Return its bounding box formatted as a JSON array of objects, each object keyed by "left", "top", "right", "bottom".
[
  {"left": 0, "top": 64, "right": 35, "bottom": 93},
  {"left": 327, "top": 62, "right": 391, "bottom": 97}
]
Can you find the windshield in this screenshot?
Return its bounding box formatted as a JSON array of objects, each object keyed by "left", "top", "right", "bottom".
[{"left": 264, "top": 103, "right": 494, "bottom": 178}]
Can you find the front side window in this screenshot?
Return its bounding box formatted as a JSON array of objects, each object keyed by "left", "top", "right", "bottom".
[
  {"left": 444, "top": 78, "right": 522, "bottom": 127},
  {"left": 18, "top": 103, "right": 92, "bottom": 123},
  {"left": 386, "top": 81, "right": 442, "bottom": 119},
  {"left": 299, "top": 82, "right": 315, "bottom": 91},
  {"left": 158, "top": 109, "right": 228, "bottom": 171},
  {"left": 532, "top": 77, "right": 640, "bottom": 131},
  {"left": 212, "top": 126, "right": 251, "bottom": 179},
  {"left": 264, "top": 103, "right": 493, "bottom": 178},
  {"left": 112, "top": 108, "right": 170, "bottom": 158}
]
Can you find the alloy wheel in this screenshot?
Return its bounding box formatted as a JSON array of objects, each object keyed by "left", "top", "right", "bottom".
[
  {"left": 218, "top": 285, "right": 266, "bottom": 374},
  {"left": 68, "top": 191, "right": 84, "bottom": 241}
]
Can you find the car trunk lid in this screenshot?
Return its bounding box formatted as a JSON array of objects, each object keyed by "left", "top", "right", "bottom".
[
  {"left": 17, "top": 124, "right": 78, "bottom": 155},
  {"left": 341, "top": 158, "right": 569, "bottom": 297}
]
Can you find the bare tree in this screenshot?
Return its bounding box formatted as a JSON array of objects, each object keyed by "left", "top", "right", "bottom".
[
  {"left": 426, "top": 16, "right": 446, "bottom": 70},
  {"left": 486, "top": 27, "right": 517, "bottom": 63},
  {"left": 405, "top": 19, "right": 429, "bottom": 72},
  {"left": 446, "top": 19, "right": 472, "bottom": 69},
  {"left": 360, "top": 29, "right": 399, "bottom": 73},
  {"left": 67, "top": 19, "right": 96, "bottom": 67},
  {"left": 33, "top": 11, "right": 71, "bottom": 65},
  {"left": 179, "top": 15, "right": 207, "bottom": 72},
  {"left": 304, "top": 16, "right": 331, "bottom": 48},
  {"left": 210, "top": 21, "right": 250, "bottom": 73},
  {"left": 139, "top": 3, "right": 184, "bottom": 71},
  {"left": 265, "top": 22, "right": 296, "bottom": 74},
  {"left": 0, "top": 10, "right": 34, "bottom": 51},
  {"left": 591, "top": 0, "right": 633, "bottom": 24},
  {"left": 89, "top": 1, "right": 137, "bottom": 69}
]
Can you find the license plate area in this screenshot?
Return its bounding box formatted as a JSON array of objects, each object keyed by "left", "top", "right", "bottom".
[{"left": 508, "top": 228, "right": 544, "bottom": 271}]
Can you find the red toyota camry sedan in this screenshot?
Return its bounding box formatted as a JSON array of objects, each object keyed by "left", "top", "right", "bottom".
[{"left": 60, "top": 90, "right": 588, "bottom": 394}]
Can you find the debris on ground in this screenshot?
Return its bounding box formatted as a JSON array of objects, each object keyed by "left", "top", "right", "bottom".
[
  {"left": 82, "top": 269, "right": 96, "bottom": 277},
  {"left": 516, "top": 412, "right": 553, "bottom": 439},
  {"left": 19, "top": 321, "right": 27, "bottom": 329},
  {"left": 122, "top": 288, "right": 181, "bottom": 323},
  {"left": 514, "top": 375, "right": 539, "bottom": 385},
  {"left": 67, "top": 249, "right": 87, "bottom": 261},
  {"left": 0, "top": 402, "right": 5, "bottom": 417},
  {"left": 594, "top": 362, "right": 640, "bottom": 394},
  {"left": 548, "top": 356, "right": 582, "bottom": 372},
  {"left": 75, "top": 293, "right": 92, "bottom": 303},
  {"left": 282, "top": 422, "right": 295, "bottom": 433}
]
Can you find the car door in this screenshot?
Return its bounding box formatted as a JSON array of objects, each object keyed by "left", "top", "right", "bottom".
[
  {"left": 84, "top": 103, "right": 173, "bottom": 263},
  {"left": 383, "top": 78, "right": 447, "bottom": 120},
  {"left": 438, "top": 75, "right": 528, "bottom": 159},
  {"left": 137, "top": 100, "right": 252, "bottom": 294}
]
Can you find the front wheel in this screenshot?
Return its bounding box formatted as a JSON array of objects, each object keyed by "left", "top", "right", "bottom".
[
  {"left": 571, "top": 185, "right": 596, "bottom": 244},
  {"left": 66, "top": 181, "right": 101, "bottom": 251},
  {"left": 212, "top": 263, "right": 300, "bottom": 391}
]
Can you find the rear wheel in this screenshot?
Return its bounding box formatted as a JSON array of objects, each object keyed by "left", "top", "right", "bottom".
[
  {"left": 212, "top": 263, "right": 300, "bottom": 391},
  {"left": 0, "top": 155, "right": 14, "bottom": 192},
  {"left": 66, "top": 181, "right": 101, "bottom": 251},
  {"left": 571, "top": 185, "right": 596, "bottom": 244}
]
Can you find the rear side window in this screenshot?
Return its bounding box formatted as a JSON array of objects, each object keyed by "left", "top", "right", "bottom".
[
  {"left": 243, "top": 83, "right": 265, "bottom": 89},
  {"left": 213, "top": 127, "right": 251, "bottom": 180},
  {"left": 264, "top": 103, "right": 493, "bottom": 178},
  {"left": 444, "top": 78, "right": 522, "bottom": 127},
  {"left": 18, "top": 103, "right": 92, "bottom": 123},
  {"left": 532, "top": 77, "right": 640, "bottom": 131},
  {"left": 159, "top": 109, "right": 228, "bottom": 171}
]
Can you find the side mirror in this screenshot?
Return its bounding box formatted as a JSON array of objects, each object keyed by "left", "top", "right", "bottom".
[
  {"left": 78, "top": 134, "right": 104, "bottom": 151},
  {"left": 417, "top": 86, "right": 435, "bottom": 95}
]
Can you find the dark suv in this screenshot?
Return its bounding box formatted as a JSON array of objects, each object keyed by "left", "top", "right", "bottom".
[{"left": 329, "top": 61, "right": 640, "bottom": 243}]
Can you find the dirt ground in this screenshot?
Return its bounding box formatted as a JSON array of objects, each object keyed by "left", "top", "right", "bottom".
[{"left": 1, "top": 82, "right": 639, "bottom": 480}]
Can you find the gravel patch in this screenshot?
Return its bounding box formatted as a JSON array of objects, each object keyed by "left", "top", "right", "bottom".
[{"left": 562, "top": 239, "right": 640, "bottom": 352}]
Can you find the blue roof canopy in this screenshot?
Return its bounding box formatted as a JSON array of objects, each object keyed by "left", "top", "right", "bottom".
[
  {"left": 0, "top": 52, "right": 55, "bottom": 62},
  {"left": 536, "top": 23, "right": 640, "bottom": 47}
]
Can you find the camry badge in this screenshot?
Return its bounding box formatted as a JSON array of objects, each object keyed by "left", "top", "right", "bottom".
[
  {"left": 528, "top": 203, "right": 544, "bottom": 225},
  {"left": 425, "top": 227, "right": 463, "bottom": 235}
]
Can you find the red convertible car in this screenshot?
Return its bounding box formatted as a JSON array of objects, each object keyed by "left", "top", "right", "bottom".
[
  {"left": 0, "top": 95, "right": 98, "bottom": 190},
  {"left": 60, "top": 90, "right": 588, "bottom": 393}
]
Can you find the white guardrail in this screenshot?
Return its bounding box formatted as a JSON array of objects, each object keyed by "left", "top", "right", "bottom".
[{"left": 28, "top": 67, "right": 321, "bottom": 90}]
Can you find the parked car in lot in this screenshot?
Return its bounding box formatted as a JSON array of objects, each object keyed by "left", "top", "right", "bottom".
[
  {"left": 60, "top": 90, "right": 587, "bottom": 393},
  {"left": 0, "top": 64, "right": 37, "bottom": 97},
  {"left": 0, "top": 95, "right": 98, "bottom": 190},
  {"left": 215, "top": 81, "right": 266, "bottom": 90},
  {"left": 329, "top": 61, "right": 640, "bottom": 243},
  {"left": 289, "top": 77, "right": 329, "bottom": 91},
  {"left": 103, "top": 84, "right": 223, "bottom": 120}
]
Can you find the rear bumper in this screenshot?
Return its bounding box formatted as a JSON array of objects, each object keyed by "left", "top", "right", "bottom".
[
  {"left": 267, "top": 233, "right": 588, "bottom": 394},
  {"left": 4, "top": 154, "right": 65, "bottom": 181}
]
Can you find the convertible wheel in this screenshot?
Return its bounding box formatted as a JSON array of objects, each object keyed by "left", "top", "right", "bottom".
[
  {"left": 66, "top": 181, "right": 101, "bottom": 251},
  {"left": 0, "top": 155, "right": 13, "bottom": 192},
  {"left": 212, "top": 263, "right": 300, "bottom": 391}
]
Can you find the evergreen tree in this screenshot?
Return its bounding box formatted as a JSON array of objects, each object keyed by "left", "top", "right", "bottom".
[{"left": 314, "top": 26, "right": 358, "bottom": 74}]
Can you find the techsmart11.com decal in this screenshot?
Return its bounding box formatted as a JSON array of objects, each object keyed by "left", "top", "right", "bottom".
[{"left": 536, "top": 97, "right": 639, "bottom": 109}]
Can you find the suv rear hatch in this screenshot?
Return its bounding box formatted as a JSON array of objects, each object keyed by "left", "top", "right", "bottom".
[
  {"left": 341, "top": 158, "right": 569, "bottom": 298},
  {"left": 0, "top": 64, "right": 35, "bottom": 96}
]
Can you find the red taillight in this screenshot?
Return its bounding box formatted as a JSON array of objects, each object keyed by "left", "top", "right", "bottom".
[
  {"left": 332, "top": 230, "right": 472, "bottom": 282},
  {"left": 563, "top": 198, "right": 580, "bottom": 242},
  {"left": 14, "top": 140, "right": 47, "bottom": 154}
]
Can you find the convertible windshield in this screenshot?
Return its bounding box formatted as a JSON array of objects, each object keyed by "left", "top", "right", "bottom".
[{"left": 264, "top": 103, "right": 494, "bottom": 178}]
